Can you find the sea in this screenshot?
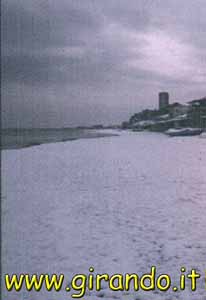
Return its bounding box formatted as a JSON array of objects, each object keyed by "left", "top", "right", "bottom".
[{"left": 1, "top": 128, "right": 118, "bottom": 150}]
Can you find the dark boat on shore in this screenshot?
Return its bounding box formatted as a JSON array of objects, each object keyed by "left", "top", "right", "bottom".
[{"left": 165, "top": 128, "right": 202, "bottom": 137}]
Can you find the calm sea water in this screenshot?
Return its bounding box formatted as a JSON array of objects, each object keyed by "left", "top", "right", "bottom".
[{"left": 1, "top": 128, "right": 118, "bottom": 149}]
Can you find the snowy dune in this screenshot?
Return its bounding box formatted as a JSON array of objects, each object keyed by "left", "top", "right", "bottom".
[{"left": 2, "top": 131, "right": 206, "bottom": 300}]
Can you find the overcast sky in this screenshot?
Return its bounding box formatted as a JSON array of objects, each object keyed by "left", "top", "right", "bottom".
[{"left": 2, "top": 0, "right": 206, "bottom": 127}]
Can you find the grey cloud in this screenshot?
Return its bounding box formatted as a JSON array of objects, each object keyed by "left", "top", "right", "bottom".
[{"left": 2, "top": 0, "right": 206, "bottom": 127}]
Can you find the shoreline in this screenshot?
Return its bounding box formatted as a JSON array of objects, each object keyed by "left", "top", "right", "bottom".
[{"left": 1, "top": 128, "right": 119, "bottom": 150}]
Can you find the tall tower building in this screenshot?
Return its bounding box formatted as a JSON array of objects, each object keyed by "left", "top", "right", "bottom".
[{"left": 159, "top": 92, "right": 169, "bottom": 110}]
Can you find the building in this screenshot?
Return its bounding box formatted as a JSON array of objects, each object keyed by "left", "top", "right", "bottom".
[
  {"left": 188, "top": 97, "right": 206, "bottom": 129},
  {"left": 168, "top": 102, "right": 189, "bottom": 118},
  {"left": 159, "top": 92, "right": 169, "bottom": 110},
  {"left": 126, "top": 93, "right": 206, "bottom": 132}
]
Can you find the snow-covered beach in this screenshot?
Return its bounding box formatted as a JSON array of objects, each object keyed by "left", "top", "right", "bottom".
[{"left": 2, "top": 130, "right": 206, "bottom": 300}]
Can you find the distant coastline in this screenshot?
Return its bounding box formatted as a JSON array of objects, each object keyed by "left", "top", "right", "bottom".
[{"left": 122, "top": 93, "right": 206, "bottom": 134}]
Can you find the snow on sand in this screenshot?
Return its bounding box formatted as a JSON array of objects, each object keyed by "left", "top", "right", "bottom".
[{"left": 2, "top": 131, "right": 206, "bottom": 300}]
